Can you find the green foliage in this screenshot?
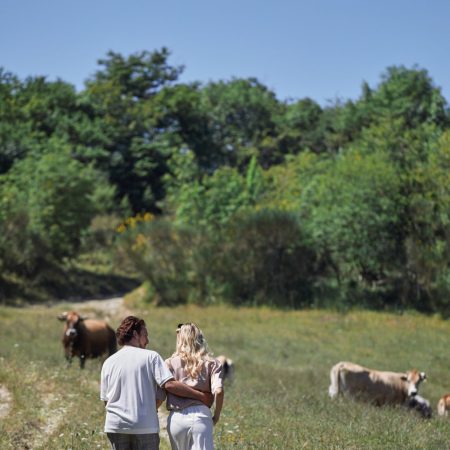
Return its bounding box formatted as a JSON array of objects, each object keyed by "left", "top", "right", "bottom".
[
  {"left": 89, "top": 48, "right": 183, "bottom": 99},
  {"left": 258, "top": 151, "right": 332, "bottom": 212},
  {"left": 166, "top": 153, "right": 265, "bottom": 229},
  {"left": 83, "top": 48, "right": 184, "bottom": 213},
  {"left": 320, "top": 98, "right": 368, "bottom": 153},
  {"left": 214, "top": 210, "right": 317, "bottom": 307},
  {"left": 198, "top": 78, "right": 281, "bottom": 168},
  {"left": 118, "top": 209, "right": 317, "bottom": 308},
  {"left": 0, "top": 143, "right": 97, "bottom": 275},
  {"left": 116, "top": 217, "right": 192, "bottom": 305},
  {"left": 0, "top": 73, "right": 78, "bottom": 174},
  {"left": 157, "top": 77, "right": 282, "bottom": 170},
  {"left": 277, "top": 97, "right": 324, "bottom": 154},
  {"left": 1, "top": 54, "right": 450, "bottom": 314},
  {"left": 361, "top": 65, "right": 448, "bottom": 129},
  {"left": 351, "top": 121, "right": 450, "bottom": 313},
  {"left": 299, "top": 149, "right": 404, "bottom": 303},
  {"left": 400, "top": 131, "right": 450, "bottom": 314}
]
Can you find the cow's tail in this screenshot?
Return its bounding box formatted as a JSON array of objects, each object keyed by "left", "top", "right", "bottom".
[
  {"left": 437, "top": 397, "right": 448, "bottom": 417},
  {"left": 328, "top": 362, "right": 343, "bottom": 398}
]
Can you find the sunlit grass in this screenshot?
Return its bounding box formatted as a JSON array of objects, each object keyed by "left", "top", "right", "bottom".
[{"left": 0, "top": 304, "right": 449, "bottom": 449}]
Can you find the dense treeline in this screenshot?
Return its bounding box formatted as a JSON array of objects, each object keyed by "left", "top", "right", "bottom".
[{"left": 1, "top": 48, "right": 449, "bottom": 315}]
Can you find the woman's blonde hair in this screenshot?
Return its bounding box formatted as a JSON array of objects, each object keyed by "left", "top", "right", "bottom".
[{"left": 173, "top": 323, "right": 213, "bottom": 378}]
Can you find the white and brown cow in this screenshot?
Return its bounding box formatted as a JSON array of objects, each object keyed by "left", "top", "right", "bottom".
[
  {"left": 57, "top": 311, "right": 117, "bottom": 368},
  {"left": 437, "top": 394, "right": 450, "bottom": 417},
  {"left": 407, "top": 394, "right": 432, "bottom": 418},
  {"left": 328, "top": 361, "right": 427, "bottom": 407}
]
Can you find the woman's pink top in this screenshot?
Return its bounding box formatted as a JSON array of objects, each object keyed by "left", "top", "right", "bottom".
[{"left": 165, "top": 355, "right": 224, "bottom": 411}]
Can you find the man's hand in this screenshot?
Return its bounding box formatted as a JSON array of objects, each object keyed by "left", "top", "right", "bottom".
[
  {"left": 164, "top": 380, "right": 214, "bottom": 407},
  {"left": 198, "top": 391, "right": 214, "bottom": 408}
]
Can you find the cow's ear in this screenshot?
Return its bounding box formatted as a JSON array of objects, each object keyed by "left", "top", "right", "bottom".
[
  {"left": 421, "top": 372, "right": 427, "bottom": 381},
  {"left": 79, "top": 315, "right": 87, "bottom": 321},
  {"left": 57, "top": 312, "right": 68, "bottom": 321},
  {"left": 400, "top": 374, "right": 408, "bottom": 381}
]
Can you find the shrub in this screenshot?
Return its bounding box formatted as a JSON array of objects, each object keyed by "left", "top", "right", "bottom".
[
  {"left": 0, "top": 145, "right": 97, "bottom": 276},
  {"left": 213, "top": 210, "right": 317, "bottom": 307},
  {"left": 116, "top": 217, "right": 193, "bottom": 306}
]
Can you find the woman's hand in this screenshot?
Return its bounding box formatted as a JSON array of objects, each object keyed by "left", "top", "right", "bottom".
[{"left": 212, "top": 413, "right": 220, "bottom": 425}]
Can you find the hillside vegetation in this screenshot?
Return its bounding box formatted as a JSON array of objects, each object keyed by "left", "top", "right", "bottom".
[
  {"left": 0, "top": 300, "right": 449, "bottom": 449},
  {"left": 1, "top": 54, "right": 450, "bottom": 314}
]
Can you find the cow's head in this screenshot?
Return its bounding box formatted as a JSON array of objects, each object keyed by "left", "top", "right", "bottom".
[
  {"left": 57, "top": 311, "right": 86, "bottom": 339},
  {"left": 402, "top": 370, "right": 427, "bottom": 397}
]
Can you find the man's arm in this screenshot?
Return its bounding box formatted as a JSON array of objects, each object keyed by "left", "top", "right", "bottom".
[{"left": 163, "top": 380, "right": 214, "bottom": 408}]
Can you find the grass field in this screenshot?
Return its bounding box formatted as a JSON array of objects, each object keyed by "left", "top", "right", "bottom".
[{"left": 0, "top": 300, "right": 449, "bottom": 449}]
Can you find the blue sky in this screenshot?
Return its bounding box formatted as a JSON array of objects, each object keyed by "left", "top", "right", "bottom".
[{"left": 1, "top": 0, "right": 449, "bottom": 106}]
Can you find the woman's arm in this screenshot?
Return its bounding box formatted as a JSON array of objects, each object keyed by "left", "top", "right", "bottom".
[
  {"left": 163, "top": 380, "right": 214, "bottom": 407},
  {"left": 212, "top": 388, "right": 224, "bottom": 425}
]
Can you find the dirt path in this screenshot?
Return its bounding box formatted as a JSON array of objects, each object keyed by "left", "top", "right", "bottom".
[
  {"left": 74, "top": 296, "right": 131, "bottom": 319},
  {"left": 0, "top": 384, "right": 12, "bottom": 419}
]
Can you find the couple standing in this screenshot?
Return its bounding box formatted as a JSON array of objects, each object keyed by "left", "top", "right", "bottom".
[{"left": 100, "top": 316, "right": 225, "bottom": 450}]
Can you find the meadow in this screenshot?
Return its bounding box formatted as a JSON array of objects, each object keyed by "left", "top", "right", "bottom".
[{"left": 0, "top": 300, "right": 449, "bottom": 449}]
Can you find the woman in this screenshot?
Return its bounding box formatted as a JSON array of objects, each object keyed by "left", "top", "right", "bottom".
[{"left": 165, "top": 323, "right": 225, "bottom": 450}]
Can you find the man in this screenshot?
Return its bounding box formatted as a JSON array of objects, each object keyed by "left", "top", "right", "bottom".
[{"left": 100, "top": 316, "right": 213, "bottom": 450}]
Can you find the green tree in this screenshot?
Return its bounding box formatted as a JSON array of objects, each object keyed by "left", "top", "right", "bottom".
[
  {"left": 277, "top": 97, "right": 324, "bottom": 154},
  {"left": 257, "top": 151, "right": 332, "bottom": 213},
  {"left": 299, "top": 149, "right": 403, "bottom": 302},
  {"left": 165, "top": 152, "right": 265, "bottom": 229},
  {"left": 83, "top": 48, "right": 183, "bottom": 213},
  {"left": 359, "top": 65, "right": 448, "bottom": 129},
  {"left": 0, "top": 141, "right": 98, "bottom": 275},
  {"left": 399, "top": 130, "right": 450, "bottom": 313},
  {"left": 0, "top": 71, "right": 81, "bottom": 174},
  {"left": 195, "top": 78, "right": 281, "bottom": 169},
  {"left": 214, "top": 210, "right": 317, "bottom": 307}
]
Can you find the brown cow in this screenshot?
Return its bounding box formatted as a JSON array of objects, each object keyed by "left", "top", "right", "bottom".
[
  {"left": 328, "top": 361, "right": 427, "bottom": 407},
  {"left": 216, "top": 355, "right": 235, "bottom": 382},
  {"left": 437, "top": 394, "right": 450, "bottom": 417},
  {"left": 57, "top": 311, "right": 117, "bottom": 368}
]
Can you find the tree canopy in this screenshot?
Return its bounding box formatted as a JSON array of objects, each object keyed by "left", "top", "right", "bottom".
[{"left": 1, "top": 51, "right": 449, "bottom": 314}]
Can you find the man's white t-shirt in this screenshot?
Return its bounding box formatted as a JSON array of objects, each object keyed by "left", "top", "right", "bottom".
[{"left": 100, "top": 345, "right": 173, "bottom": 434}]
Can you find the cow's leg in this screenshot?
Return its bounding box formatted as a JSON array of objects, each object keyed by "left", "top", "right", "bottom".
[
  {"left": 329, "top": 363, "right": 341, "bottom": 397},
  {"left": 80, "top": 355, "right": 86, "bottom": 369}
]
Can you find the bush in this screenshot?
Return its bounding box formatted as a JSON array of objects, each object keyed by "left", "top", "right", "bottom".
[
  {"left": 116, "top": 217, "right": 193, "bottom": 306},
  {"left": 0, "top": 145, "right": 98, "bottom": 277},
  {"left": 116, "top": 210, "right": 317, "bottom": 308},
  {"left": 214, "top": 210, "right": 317, "bottom": 307}
]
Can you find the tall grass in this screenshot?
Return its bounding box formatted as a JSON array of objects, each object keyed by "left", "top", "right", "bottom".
[{"left": 0, "top": 303, "right": 449, "bottom": 449}]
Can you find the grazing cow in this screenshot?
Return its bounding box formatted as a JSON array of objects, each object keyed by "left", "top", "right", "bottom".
[
  {"left": 437, "top": 394, "right": 450, "bottom": 417},
  {"left": 328, "top": 361, "right": 427, "bottom": 407},
  {"left": 57, "top": 311, "right": 117, "bottom": 368},
  {"left": 216, "top": 355, "right": 235, "bottom": 382},
  {"left": 407, "top": 394, "right": 432, "bottom": 419}
]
